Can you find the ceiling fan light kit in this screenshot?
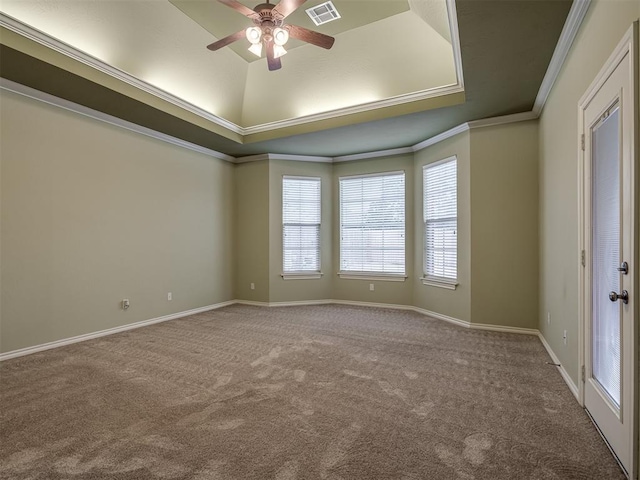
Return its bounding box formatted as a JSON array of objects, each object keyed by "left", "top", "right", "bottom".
[
  {"left": 207, "top": 0, "right": 336, "bottom": 71},
  {"left": 246, "top": 26, "right": 262, "bottom": 43},
  {"left": 248, "top": 42, "right": 263, "bottom": 57}
]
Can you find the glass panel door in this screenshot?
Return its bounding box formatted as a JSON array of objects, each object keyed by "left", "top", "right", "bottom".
[{"left": 591, "top": 103, "right": 621, "bottom": 408}]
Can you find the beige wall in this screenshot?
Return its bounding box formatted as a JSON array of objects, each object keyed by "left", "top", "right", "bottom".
[
  {"left": 332, "top": 155, "right": 415, "bottom": 305},
  {"left": 1, "top": 90, "right": 544, "bottom": 355},
  {"left": 0, "top": 90, "right": 235, "bottom": 353},
  {"left": 268, "top": 160, "right": 333, "bottom": 303},
  {"left": 470, "top": 121, "right": 539, "bottom": 329},
  {"left": 413, "top": 132, "right": 471, "bottom": 322},
  {"left": 234, "top": 161, "right": 270, "bottom": 303},
  {"left": 539, "top": 0, "right": 640, "bottom": 383}
]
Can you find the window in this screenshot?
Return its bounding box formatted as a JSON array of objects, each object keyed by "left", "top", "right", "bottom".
[
  {"left": 423, "top": 157, "right": 457, "bottom": 287},
  {"left": 339, "top": 171, "right": 405, "bottom": 277},
  {"left": 282, "top": 176, "right": 321, "bottom": 276}
]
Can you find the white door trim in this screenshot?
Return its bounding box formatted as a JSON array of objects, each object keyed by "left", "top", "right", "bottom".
[{"left": 578, "top": 21, "right": 638, "bottom": 479}]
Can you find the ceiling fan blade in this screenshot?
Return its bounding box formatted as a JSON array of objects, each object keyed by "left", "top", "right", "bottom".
[
  {"left": 272, "top": 0, "right": 307, "bottom": 19},
  {"left": 286, "top": 24, "right": 335, "bottom": 50},
  {"left": 207, "top": 29, "right": 246, "bottom": 51},
  {"left": 266, "top": 43, "right": 282, "bottom": 71},
  {"left": 217, "top": 0, "right": 259, "bottom": 19}
]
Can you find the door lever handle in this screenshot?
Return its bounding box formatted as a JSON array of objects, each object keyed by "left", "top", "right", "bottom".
[{"left": 609, "top": 290, "right": 629, "bottom": 304}]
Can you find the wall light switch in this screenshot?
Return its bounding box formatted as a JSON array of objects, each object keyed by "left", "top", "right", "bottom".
[
  {"left": 167, "top": 292, "right": 172, "bottom": 301},
  {"left": 369, "top": 284, "right": 374, "bottom": 291},
  {"left": 250, "top": 283, "right": 255, "bottom": 290}
]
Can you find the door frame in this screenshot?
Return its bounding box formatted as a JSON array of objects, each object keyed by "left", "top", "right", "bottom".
[{"left": 578, "top": 21, "right": 638, "bottom": 478}]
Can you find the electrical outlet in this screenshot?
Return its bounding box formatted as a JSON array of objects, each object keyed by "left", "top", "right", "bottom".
[
  {"left": 563, "top": 330, "right": 567, "bottom": 345},
  {"left": 369, "top": 284, "right": 374, "bottom": 291},
  {"left": 167, "top": 292, "right": 172, "bottom": 301},
  {"left": 547, "top": 312, "right": 550, "bottom": 325},
  {"left": 250, "top": 283, "right": 255, "bottom": 290},
  {"left": 122, "top": 299, "right": 130, "bottom": 310}
]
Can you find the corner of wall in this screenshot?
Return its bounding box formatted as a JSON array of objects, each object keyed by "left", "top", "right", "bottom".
[{"left": 469, "top": 121, "right": 540, "bottom": 330}]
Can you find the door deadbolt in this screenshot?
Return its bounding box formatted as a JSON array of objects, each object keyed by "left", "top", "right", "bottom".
[
  {"left": 617, "top": 262, "right": 629, "bottom": 275},
  {"left": 609, "top": 290, "right": 629, "bottom": 304}
]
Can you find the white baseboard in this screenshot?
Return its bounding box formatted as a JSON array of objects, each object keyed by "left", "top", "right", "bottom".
[
  {"left": 538, "top": 332, "right": 581, "bottom": 403},
  {"left": 406, "top": 305, "right": 471, "bottom": 328},
  {"left": 470, "top": 322, "right": 539, "bottom": 335},
  {"left": 0, "top": 298, "right": 546, "bottom": 362},
  {"left": 331, "top": 299, "right": 417, "bottom": 313},
  {"left": 234, "top": 298, "right": 538, "bottom": 335},
  {"left": 0, "top": 300, "right": 236, "bottom": 361},
  {"left": 235, "top": 299, "right": 332, "bottom": 307}
]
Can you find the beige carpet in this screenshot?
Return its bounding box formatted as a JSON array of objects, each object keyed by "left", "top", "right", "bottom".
[{"left": 0, "top": 304, "right": 624, "bottom": 479}]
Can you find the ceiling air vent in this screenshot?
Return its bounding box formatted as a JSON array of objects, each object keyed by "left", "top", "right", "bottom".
[{"left": 305, "top": 1, "right": 341, "bottom": 26}]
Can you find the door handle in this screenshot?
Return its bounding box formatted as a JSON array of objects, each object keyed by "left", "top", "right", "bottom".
[{"left": 609, "top": 290, "right": 629, "bottom": 304}]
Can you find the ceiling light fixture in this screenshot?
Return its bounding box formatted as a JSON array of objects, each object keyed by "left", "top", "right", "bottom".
[
  {"left": 245, "top": 26, "right": 262, "bottom": 44},
  {"left": 207, "top": 0, "right": 335, "bottom": 72},
  {"left": 273, "top": 27, "right": 289, "bottom": 46},
  {"left": 248, "top": 42, "right": 263, "bottom": 57},
  {"left": 273, "top": 44, "right": 287, "bottom": 58},
  {"left": 246, "top": 26, "right": 263, "bottom": 57},
  {"left": 245, "top": 25, "right": 289, "bottom": 59}
]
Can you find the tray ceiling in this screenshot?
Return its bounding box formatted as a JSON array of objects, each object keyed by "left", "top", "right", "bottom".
[
  {"left": 0, "top": 0, "right": 460, "bottom": 135},
  {"left": 0, "top": 1, "right": 573, "bottom": 157}
]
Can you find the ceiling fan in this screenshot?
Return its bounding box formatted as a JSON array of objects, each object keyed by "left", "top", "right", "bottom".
[{"left": 206, "top": 0, "right": 335, "bottom": 71}]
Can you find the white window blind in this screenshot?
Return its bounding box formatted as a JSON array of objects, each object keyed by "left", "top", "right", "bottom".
[
  {"left": 423, "top": 158, "right": 457, "bottom": 280},
  {"left": 339, "top": 172, "right": 405, "bottom": 274},
  {"left": 283, "top": 176, "right": 321, "bottom": 273}
]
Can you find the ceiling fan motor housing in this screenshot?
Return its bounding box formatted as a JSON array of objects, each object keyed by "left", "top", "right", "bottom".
[{"left": 254, "top": 3, "right": 282, "bottom": 25}]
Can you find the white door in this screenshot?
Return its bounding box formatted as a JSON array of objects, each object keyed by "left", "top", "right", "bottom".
[{"left": 580, "top": 26, "right": 636, "bottom": 478}]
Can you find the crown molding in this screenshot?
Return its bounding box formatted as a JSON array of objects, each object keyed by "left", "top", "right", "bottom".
[
  {"left": 466, "top": 111, "right": 538, "bottom": 130},
  {"left": 412, "top": 123, "right": 470, "bottom": 152},
  {"left": 241, "top": 109, "right": 539, "bottom": 163},
  {"left": 0, "top": 78, "right": 236, "bottom": 162},
  {"left": 1, "top": 0, "right": 582, "bottom": 164},
  {"left": 234, "top": 154, "right": 270, "bottom": 164},
  {"left": 2, "top": 76, "right": 539, "bottom": 164},
  {"left": 0, "top": 4, "right": 466, "bottom": 138},
  {"left": 1, "top": 0, "right": 584, "bottom": 161},
  {"left": 532, "top": 0, "right": 592, "bottom": 116},
  {"left": 242, "top": 84, "right": 464, "bottom": 135},
  {"left": 333, "top": 147, "right": 414, "bottom": 163},
  {"left": 0, "top": 12, "right": 245, "bottom": 136},
  {"left": 234, "top": 153, "right": 333, "bottom": 164},
  {"left": 447, "top": 0, "right": 465, "bottom": 92},
  {"left": 265, "top": 153, "right": 333, "bottom": 163}
]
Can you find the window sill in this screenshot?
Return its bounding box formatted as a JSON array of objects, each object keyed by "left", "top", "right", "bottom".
[
  {"left": 281, "top": 272, "right": 323, "bottom": 280},
  {"left": 338, "top": 272, "right": 407, "bottom": 282},
  {"left": 420, "top": 277, "right": 458, "bottom": 290}
]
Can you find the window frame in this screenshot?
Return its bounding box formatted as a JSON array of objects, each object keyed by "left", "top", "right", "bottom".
[
  {"left": 281, "top": 175, "right": 323, "bottom": 280},
  {"left": 338, "top": 170, "right": 407, "bottom": 281},
  {"left": 421, "top": 156, "right": 458, "bottom": 290}
]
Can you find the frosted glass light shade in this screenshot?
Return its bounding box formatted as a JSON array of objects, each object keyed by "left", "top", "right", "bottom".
[
  {"left": 273, "top": 45, "right": 287, "bottom": 58},
  {"left": 248, "top": 42, "right": 263, "bottom": 57},
  {"left": 246, "top": 27, "right": 262, "bottom": 44},
  {"left": 273, "top": 27, "right": 289, "bottom": 46}
]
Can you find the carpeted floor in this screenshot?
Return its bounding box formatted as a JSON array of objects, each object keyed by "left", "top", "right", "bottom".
[{"left": 0, "top": 304, "right": 624, "bottom": 479}]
